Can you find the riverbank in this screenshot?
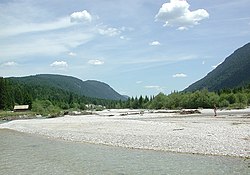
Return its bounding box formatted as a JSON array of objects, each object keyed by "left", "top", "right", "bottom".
[
  {"left": 2, "top": 129, "right": 249, "bottom": 175},
  {"left": 0, "top": 109, "right": 250, "bottom": 158}
]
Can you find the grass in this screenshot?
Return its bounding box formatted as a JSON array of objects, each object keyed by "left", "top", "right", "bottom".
[
  {"left": 0, "top": 108, "right": 96, "bottom": 121},
  {"left": 0, "top": 110, "right": 37, "bottom": 121}
]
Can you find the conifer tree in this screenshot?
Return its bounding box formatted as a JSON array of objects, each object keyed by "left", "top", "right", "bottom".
[{"left": 0, "top": 77, "right": 5, "bottom": 109}]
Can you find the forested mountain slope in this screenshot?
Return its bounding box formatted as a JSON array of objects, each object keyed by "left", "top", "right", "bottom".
[
  {"left": 8, "top": 74, "right": 126, "bottom": 100},
  {"left": 185, "top": 43, "right": 250, "bottom": 92}
]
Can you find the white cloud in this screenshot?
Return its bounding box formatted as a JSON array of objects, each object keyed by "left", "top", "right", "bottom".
[
  {"left": 1, "top": 61, "right": 18, "bottom": 67},
  {"left": 88, "top": 59, "right": 104, "bottom": 65},
  {"left": 136, "top": 81, "right": 143, "bottom": 84},
  {"left": 177, "top": 26, "right": 188, "bottom": 31},
  {"left": 120, "top": 36, "right": 126, "bottom": 40},
  {"left": 172, "top": 73, "right": 187, "bottom": 78},
  {"left": 98, "top": 27, "right": 121, "bottom": 37},
  {"left": 0, "top": 32, "right": 94, "bottom": 60},
  {"left": 120, "top": 36, "right": 131, "bottom": 40},
  {"left": 0, "top": 5, "right": 95, "bottom": 60},
  {"left": 149, "top": 41, "right": 161, "bottom": 46},
  {"left": 121, "top": 55, "right": 197, "bottom": 65},
  {"left": 0, "top": 17, "right": 73, "bottom": 38},
  {"left": 145, "top": 85, "right": 164, "bottom": 92},
  {"left": 50, "top": 61, "right": 68, "bottom": 69},
  {"left": 155, "top": 0, "right": 209, "bottom": 30},
  {"left": 202, "top": 61, "right": 205, "bottom": 65},
  {"left": 70, "top": 10, "right": 92, "bottom": 23},
  {"left": 145, "top": 85, "right": 160, "bottom": 89},
  {"left": 68, "top": 52, "right": 77, "bottom": 56},
  {"left": 121, "top": 26, "right": 134, "bottom": 31},
  {"left": 212, "top": 62, "right": 222, "bottom": 69}
]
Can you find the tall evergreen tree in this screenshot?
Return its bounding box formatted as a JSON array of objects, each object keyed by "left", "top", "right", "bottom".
[{"left": 0, "top": 77, "right": 5, "bottom": 109}]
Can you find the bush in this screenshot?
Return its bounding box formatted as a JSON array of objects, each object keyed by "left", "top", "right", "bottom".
[
  {"left": 229, "top": 103, "right": 247, "bottom": 109},
  {"left": 219, "top": 99, "right": 230, "bottom": 108},
  {"left": 32, "top": 100, "right": 61, "bottom": 116},
  {"left": 79, "top": 103, "right": 86, "bottom": 110}
]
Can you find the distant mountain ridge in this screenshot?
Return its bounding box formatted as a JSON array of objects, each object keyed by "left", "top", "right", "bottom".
[
  {"left": 185, "top": 43, "right": 250, "bottom": 91},
  {"left": 9, "top": 74, "right": 126, "bottom": 101}
]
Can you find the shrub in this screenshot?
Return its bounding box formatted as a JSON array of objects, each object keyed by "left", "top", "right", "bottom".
[{"left": 219, "top": 99, "right": 230, "bottom": 108}]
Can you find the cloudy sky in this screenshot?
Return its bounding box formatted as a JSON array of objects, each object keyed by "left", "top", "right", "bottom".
[{"left": 0, "top": 0, "right": 250, "bottom": 97}]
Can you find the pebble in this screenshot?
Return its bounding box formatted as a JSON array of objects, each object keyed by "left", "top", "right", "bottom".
[{"left": 0, "top": 109, "right": 249, "bottom": 158}]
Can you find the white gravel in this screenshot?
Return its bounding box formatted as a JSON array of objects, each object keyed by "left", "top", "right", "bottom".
[{"left": 1, "top": 109, "right": 250, "bottom": 158}]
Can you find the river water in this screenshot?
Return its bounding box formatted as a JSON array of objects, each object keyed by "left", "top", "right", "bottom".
[{"left": 0, "top": 129, "right": 249, "bottom": 175}]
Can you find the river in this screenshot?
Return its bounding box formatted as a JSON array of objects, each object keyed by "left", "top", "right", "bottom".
[{"left": 0, "top": 129, "right": 249, "bottom": 175}]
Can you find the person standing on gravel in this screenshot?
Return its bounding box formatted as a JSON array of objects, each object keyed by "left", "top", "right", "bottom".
[{"left": 214, "top": 104, "right": 217, "bottom": 117}]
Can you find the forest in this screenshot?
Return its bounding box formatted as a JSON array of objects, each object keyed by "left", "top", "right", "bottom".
[
  {"left": 0, "top": 77, "right": 117, "bottom": 115},
  {"left": 123, "top": 86, "right": 250, "bottom": 110},
  {"left": 1, "top": 77, "right": 250, "bottom": 116}
]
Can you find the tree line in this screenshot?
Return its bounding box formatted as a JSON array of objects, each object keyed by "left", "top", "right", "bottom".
[
  {"left": 123, "top": 85, "right": 250, "bottom": 109},
  {"left": 0, "top": 77, "right": 119, "bottom": 114},
  {"left": 1, "top": 77, "right": 250, "bottom": 115}
]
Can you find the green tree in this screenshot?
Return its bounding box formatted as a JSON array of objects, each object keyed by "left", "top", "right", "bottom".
[
  {"left": 0, "top": 77, "right": 5, "bottom": 109},
  {"left": 14, "top": 88, "right": 24, "bottom": 105},
  {"left": 226, "top": 93, "right": 237, "bottom": 104},
  {"left": 68, "top": 93, "right": 74, "bottom": 105},
  {"left": 208, "top": 92, "right": 220, "bottom": 107},
  {"left": 236, "top": 93, "right": 248, "bottom": 105},
  {"left": 219, "top": 99, "right": 230, "bottom": 107},
  {"left": 23, "top": 92, "right": 32, "bottom": 109},
  {"left": 132, "top": 97, "right": 139, "bottom": 109},
  {"left": 138, "top": 96, "right": 143, "bottom": 109},
  {"left": 149, "top": 93, "right": 166, "bottom": 109}
]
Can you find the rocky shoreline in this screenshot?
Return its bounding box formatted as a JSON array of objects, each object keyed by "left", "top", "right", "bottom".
[{"left": 0, "top": 109, "right": 249, "bottom": 158}]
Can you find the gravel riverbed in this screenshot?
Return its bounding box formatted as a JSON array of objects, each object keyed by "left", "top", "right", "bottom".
[{"left": 1, "top": 109, "right": 250, "bottom": 158}]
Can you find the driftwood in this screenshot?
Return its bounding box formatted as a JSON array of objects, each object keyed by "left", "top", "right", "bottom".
[{"left": 179, "top": 109, "right": 201, "bottom": 115}]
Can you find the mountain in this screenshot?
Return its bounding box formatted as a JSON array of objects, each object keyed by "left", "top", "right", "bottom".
[
  {"left": 185, "top": 43, "right": 250, "bottom": 92},
  {"left": 8, "top": 74, "right": 126, "bottom": 101}
]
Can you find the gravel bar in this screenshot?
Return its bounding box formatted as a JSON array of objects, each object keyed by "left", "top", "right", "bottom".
[{"left": 1, "top": 109, "right": 250, "bottom": 158}]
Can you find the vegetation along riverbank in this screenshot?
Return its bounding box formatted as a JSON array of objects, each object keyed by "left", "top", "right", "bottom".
[{"left": 1, "top": 75, "right": 250, "bottom": 120}]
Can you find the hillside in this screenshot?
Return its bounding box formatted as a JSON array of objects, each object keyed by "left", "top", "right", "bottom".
[
  {"left": 185, "top": 43, "right": 250, "bottom": 92},
  {"left": 8, "top": 74, "right": 126, "bottom": 101}
]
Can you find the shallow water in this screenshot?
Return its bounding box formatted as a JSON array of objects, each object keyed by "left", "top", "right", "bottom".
[{"left": 0, "top": 129, "right": 249, "bottom": 175}]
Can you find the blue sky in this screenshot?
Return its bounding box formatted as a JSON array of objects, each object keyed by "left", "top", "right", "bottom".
[{"left": 0, "top": 0, "right": 250, "bottom": 97}]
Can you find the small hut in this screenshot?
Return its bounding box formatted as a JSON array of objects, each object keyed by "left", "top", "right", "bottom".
[{"left": 14, "top": 105, "right": 29, "bottom": 112}]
